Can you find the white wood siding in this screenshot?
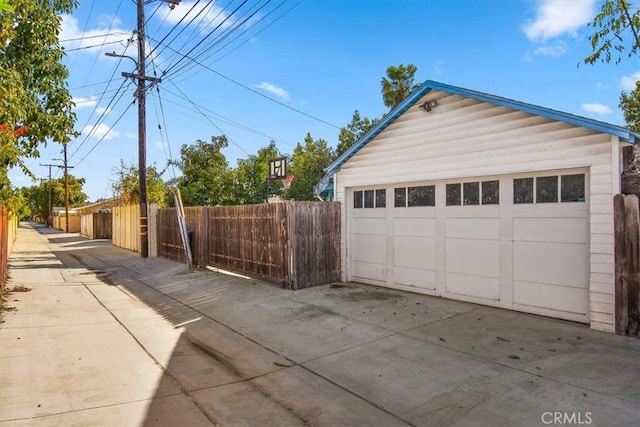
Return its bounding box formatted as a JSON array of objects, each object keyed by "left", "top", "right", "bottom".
[{"left": 336, "top": 91, "right": 618, "bottom": 332}]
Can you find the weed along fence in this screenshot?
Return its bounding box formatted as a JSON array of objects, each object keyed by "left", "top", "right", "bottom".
[{"left": 157, "top": 202, "right": 341, "bottom": 289}]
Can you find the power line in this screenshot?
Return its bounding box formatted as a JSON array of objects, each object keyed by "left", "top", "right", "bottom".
[
  {"left": 160, "top": 85, "right": 294, "bottom": 148},
  {"left": 166, "top": 79, "right": 251, "bottom": 156},
  {"left": 73, "top": 97, "right": 137, "bottom": 167},
  {"left": 146, "top": 35, "right": 341, "bottom": 130},
  {"left": 160, "top": 0, "right": 249, "bottom": 78}
]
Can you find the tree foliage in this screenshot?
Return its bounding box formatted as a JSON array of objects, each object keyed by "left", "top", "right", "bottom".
[
  {"left": 21, "top": 174, "right": 87, "bottom": 219},
  {"left": 584, "top": 0, "right": 640, "bottom": 64},
  {"left": 235, "top": 140, "right": 284, "bottom": 204},
  {"left": 171, "top": 135, "right": 234, "bottom": 206},
  {"left": 111, "top": 160, "right": 168, "bottom": 207},
  {"left": 1, "top": 0, "right": 78, "bottom": 205},
  {"left": 286, "top": 133, "right": 334, "bottom": 201},
  {"left": 381, "top": 63, "right": 420, "bottom": 109},
  {"left": 336, "top": 110, "right": 379, "bottom": 158},
  {"left": 620, "top": 81, "right": 640, "bottom": 132}
]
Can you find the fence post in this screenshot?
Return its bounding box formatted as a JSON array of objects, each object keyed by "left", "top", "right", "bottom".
[{"left": 614, "top": 194, "right": 640, "bottom": 336}]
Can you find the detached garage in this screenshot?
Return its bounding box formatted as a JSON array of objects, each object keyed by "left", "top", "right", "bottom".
[{"left": 315, "top": 81, "right": 639, "bottom": 333}]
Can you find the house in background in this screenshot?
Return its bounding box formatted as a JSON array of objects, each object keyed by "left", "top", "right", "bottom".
[{"left": 315, "top": 80, "right": 639, "bottom": 333}]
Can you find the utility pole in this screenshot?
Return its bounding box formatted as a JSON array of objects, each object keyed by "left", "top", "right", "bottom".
[
  {"left": 53, "top": 146, "right": 74, "bottom": 233},
  {"left": 105, "top": 0, "right": 178, "bottom": 257},
  {"left": 40, "top": 162, "right": 62, "bottom": 227},
  {"left": 136, "top": 0, "right": 149, "bottom": 257}
]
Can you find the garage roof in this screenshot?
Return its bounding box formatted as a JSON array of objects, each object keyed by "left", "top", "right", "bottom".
[{"left": 314, "top": 80, "right": 639, "bottom": 197}]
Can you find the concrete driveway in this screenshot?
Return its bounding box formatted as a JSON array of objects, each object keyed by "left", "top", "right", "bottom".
[{"left": 1, "top": 223, "right": 638, "bottom": 426}]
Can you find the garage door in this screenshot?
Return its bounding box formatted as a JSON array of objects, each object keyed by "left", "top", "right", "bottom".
[{"left": 349, "top": 170, "right": 589, "bottom": 323}]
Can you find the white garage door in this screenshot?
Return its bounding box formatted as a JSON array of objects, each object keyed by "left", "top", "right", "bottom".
[{"left": 349, "top": 170, "right": 589, "bottom": 323}]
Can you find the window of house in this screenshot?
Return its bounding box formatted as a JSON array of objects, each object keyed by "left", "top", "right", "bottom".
[
  {"left": 395, "top": 188, "right": 407, "bottom": 207},
  {"left": 354, "top": 190, "right": 363, "bottom": 208},
  {"left": 408, "top": 185, "right": 435, "bottom": 207},
  {"left": 482, "top": 180, "right": 499, "bottom": 205},
  {"left": 375, "top": 189, "right": 386, "bottom": 208},
  {"left": 463, "top": 182, "right": 480, "bottom": 205},
  {"left": 513, "top": 178, "right": 534, "bottom": 204},
  {"left": 536, "top": 176, "right": 558, "bottom": 203},
  {"left": 514, "top": 174, "right": 585, "bottom": 204},
  {"left": 354, "top": 189, "right": 386, "bottom": 209},
  {"left": 446, "top": 183, "right": 461, "bottom": 206},
  {"left": 364, "top": 190, "right": 374, "bottom": 208},
  {"left": 561, "top": 174, "right": 585, "bottom": 202}
]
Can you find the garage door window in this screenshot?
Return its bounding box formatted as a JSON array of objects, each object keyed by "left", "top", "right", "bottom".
[
  {"left": 447, "top": 180, "right": 499, "bottom": 206},
  {"left": 536, "top": 176, "right": 558, "bottom": 203},
  {"left": 395, "top": 186, "right": 435, "bottom": 207},
  {"left": 561, "top": 174, "right": 585, "bottom": 202},
  {"left": 514, "top": 174, "right": 585, "bottom": 204},
  {"left": 354, "top": 189, "right": 386, "bottom": 209}
]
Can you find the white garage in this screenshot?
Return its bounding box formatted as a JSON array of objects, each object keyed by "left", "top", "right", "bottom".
[{"left": 315, "top": 81, "right": 638, "bottom": 332}]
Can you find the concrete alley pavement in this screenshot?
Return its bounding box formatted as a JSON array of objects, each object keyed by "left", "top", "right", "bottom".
[{"left": 1, "top": 223, "right": 639, "bottom": 427}]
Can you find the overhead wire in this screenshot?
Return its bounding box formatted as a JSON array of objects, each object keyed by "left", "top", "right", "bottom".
[
  {"left": 160, "top": 0, "right": 249, "bottom": 78},
  {"left": 160, "top": 85, "right": 293, "bottom": 148},
  {"left": 144, "top": 0, "right": 207, "bottom": 66},
  {"left": 79, "top": 0, "right": 125, "bottom": 88},
  {"left": 68, "top": 0, "right": 96, "bottom": 75},
  {"left": 145, "top": 35, "right": 341, "bottom": 130},
  {"left": 166, "top": 0, "right": 273, "bottom": 80},
  {"left": 166, "top": 79, "right": 251, "bottom": 156},
  {"left": 73, "top": 96, "right": 137, "bottom": 167}
]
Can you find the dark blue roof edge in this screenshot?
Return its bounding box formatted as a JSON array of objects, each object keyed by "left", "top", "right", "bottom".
[{"left": 323, "top": 80, "right": 639, "bottom": 181}]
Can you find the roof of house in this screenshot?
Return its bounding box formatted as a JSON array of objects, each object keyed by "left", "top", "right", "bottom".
[{"left": 314, "top": 80, "right": 640, "bottom": 196}]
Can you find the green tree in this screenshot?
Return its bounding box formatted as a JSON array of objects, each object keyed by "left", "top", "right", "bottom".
[
  {"left": 584, "top": 0, "right": 640, "bottom": 64},
  {"left": 111, "top": 160, "right": 168, "bottom": 207},
  {"left": 1, "top": 0, "right": 78, "bottom": 205},
  {"left": 235, "top": 140, "right": 284, "bottom": 204},
  {"left": 171, "top": 135, "right": 234, "bottom": 206},
  {"left": 381, "top": 63, "right": 420, "bottom": 109},
  {"left": 620, "top": 81, "right": 640, "bottom": 132},
  {"left": 21, "top": 174, "right": 87, "bottom": 220},
  {"left": 286, "top": 133, "right": 334, "bottom": 201},
  {"left": 336, "top": 110, "right": 379, "bottom": 158}
]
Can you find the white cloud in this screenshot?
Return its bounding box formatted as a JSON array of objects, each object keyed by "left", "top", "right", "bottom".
[
  {"left": 60, "top": 14, "right": 132, "bottom": 57},
  {"left": 81, "top": 123, "right": 120, "bottom": 140},
  {"left": 522, "top": 0, "right": 597, "bottom": 41},
  {"left": 620, "top": 71, "right": 640, "bottom": 90},
  {"left": 72, "top": 96, "right": 98, "bottom": 108},
  {"left": 160, "top": 1, "right": 257, "bottom": 32},
  {"left": 254, "top": 82, "right": 290, "bottom": 101},
  {"left": 153, "top": 140, "right": 168, "bottom": 150},
  {"left": 533, "top": 42, "right": 567, "bottom": 57},
  {"left": 96, "top": 106, "right": 112, "bottom": 115},
  {"left": 125, "top": 132, "right": 137, "bottom": 139},
  {"left": 582, "top": 103, "right": 613, "bottom": 115}
]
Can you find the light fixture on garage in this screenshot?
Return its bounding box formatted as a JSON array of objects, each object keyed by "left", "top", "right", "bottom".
[{"left": 419, "top": 100, "right": 438, "bottom": 112}]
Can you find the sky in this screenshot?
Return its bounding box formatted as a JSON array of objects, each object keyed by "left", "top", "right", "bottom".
[{"left": 8, "top": 0, "right": 639, "bottom": 202}]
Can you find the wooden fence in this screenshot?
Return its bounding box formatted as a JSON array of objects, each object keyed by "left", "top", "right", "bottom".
[
  {"left": 81, "top": 212, "right": 113, "bottom": 239},
  {"left": 0, "top": 206, "right": 17, "bottom": 285},
  {"left": 1, "top": 206, "right": 9, "bottom": 284},
  {"left": 157, "top": 202, "right": 341, "bottom": 289},
  {"left": 112, "top": 204, "right": 140, "bottom": 252},
  {"left": 614, "top": 194, "right": 640, "bottom": 337}
]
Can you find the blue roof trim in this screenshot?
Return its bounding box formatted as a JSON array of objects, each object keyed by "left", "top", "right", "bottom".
[{"left": 315, "top": 80, "right": 639, "bottom": 196}]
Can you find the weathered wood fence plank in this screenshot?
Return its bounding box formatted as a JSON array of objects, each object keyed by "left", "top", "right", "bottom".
[
  {"left": 614, "top": 194, "right": 640, "bottom": 337},
  {"left": 156, "top": 201, "right": 341, "bottom": 288}
]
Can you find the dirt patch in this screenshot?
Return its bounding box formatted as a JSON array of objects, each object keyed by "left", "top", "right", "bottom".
[
  {"left": 327, "top": 290, "right": 401, "bottom": 302},
  {"left": 10, "top": 285, "right": 31, "bottom": 293}
]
